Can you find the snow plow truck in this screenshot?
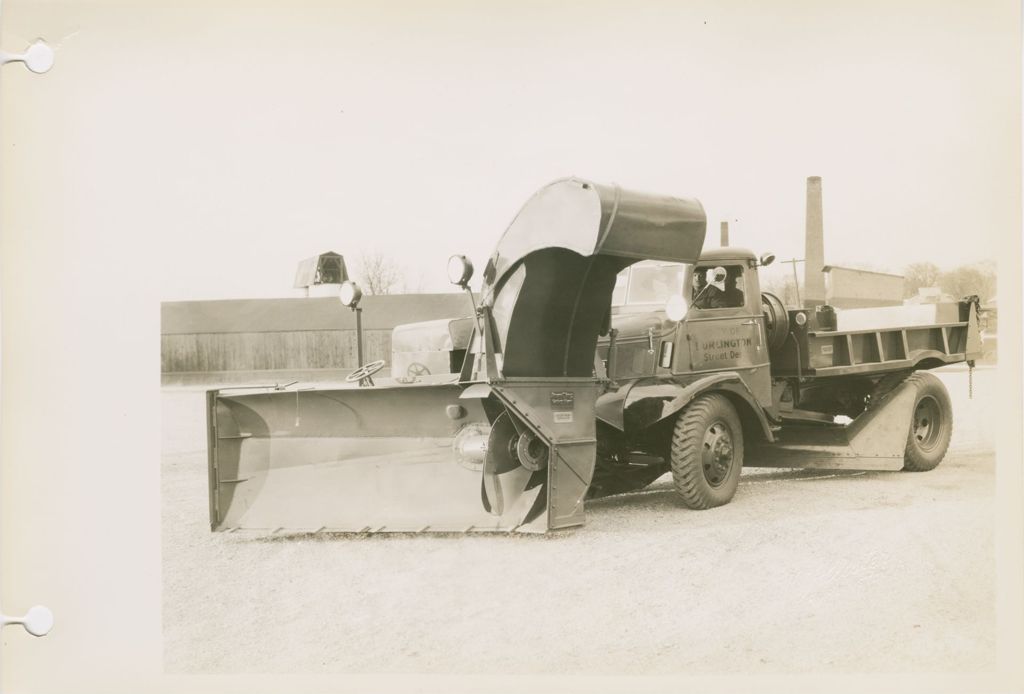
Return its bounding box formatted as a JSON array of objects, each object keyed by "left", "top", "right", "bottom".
[{"left": 207, "top": 178, "right": 982, "bottom": 534}]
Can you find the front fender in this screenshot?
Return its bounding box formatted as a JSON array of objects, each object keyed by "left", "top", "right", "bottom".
[{"left": 597, "top": 372, "right": 775, "bottom": 443}]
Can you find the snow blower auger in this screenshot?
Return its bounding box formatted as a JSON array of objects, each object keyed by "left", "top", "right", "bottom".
[{"left": 207, "top": 179, "right": 707, "bottom": 533}]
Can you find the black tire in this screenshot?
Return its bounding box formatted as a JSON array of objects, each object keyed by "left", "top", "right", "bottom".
[
  {"left": 902, "top": 372, "right": 953, "bottom": 472},
  {"left": 670, "top": 393, "right": 743, "bottom": 509}
]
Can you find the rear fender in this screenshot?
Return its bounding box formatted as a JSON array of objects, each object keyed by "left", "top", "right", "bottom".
[{"left": 599, "top": 372, "right": 775, "bottom": 443}]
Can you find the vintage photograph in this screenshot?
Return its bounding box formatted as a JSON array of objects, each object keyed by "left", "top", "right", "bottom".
[
  {"left": 1, "top": 0, "right": 1019, "bottom": 691},
  {"left": 154, "top": 1, "right": 1010, "bottom": 678}
]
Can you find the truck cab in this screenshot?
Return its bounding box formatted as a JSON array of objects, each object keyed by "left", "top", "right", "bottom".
[{"left": 599, "top": 247, "right": 772, "bottom": 409}]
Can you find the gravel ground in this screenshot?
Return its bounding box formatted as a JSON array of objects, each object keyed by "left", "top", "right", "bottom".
[{"left": 162, "top": 367, "right": 997, "bottom": 675}]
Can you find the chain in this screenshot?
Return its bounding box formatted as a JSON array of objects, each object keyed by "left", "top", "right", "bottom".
[{"left": 968, "top": 360, "right": 974, "bottom": 400}]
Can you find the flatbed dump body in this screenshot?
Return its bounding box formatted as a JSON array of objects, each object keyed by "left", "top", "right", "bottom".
[{"left": 771, "top": 302, "right": 982, "bottom": 378}]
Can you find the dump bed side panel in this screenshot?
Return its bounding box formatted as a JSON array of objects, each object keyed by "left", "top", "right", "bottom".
[{"left": 770, "top": 300, "right": 981, "bottom": 378}]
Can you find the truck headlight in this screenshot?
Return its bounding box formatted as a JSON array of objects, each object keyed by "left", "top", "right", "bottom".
[
  {"left": 447, "top": 255, "right": 474, "bottom": 288},
  {"left": 453, "top": 423, "right": 490, "bottom": 470},
  {"left": 665, "top": 295, "right": 688, "bottom": 322}
]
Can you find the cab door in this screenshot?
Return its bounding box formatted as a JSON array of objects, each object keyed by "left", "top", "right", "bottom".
[
  {"left": 682, "top": 263, "right": 772, "bottom": 406},
  {"left": 605, "top": 310, "right": 661, "bottom": 380},
  {"left": 602, "top": 261, "right": 687, "bottom": 382}
]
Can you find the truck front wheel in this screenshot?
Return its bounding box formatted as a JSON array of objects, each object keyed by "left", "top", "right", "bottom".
[
  {"left": 670, "top": 394, "right": 743, "bottom": 509},
  {"left": 902, "top": 372, "right": 953, "bottom": 472}
]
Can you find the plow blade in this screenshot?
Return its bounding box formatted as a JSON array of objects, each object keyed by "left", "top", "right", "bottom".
[
  {"left": 747, "top": 376, "right": 921, "bottom": 471},
  {"left": 207, "top": 381, "right": 599, "bottom": 534}
]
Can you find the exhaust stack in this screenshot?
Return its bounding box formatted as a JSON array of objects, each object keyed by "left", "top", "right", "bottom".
[{"left": 804, "top": 176, "right": 826, "bottom": 307}]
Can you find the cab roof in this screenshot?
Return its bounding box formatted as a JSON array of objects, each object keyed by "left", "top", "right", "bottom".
[{"left": 698, "top": 246, "right": 757, "bottom": 263}]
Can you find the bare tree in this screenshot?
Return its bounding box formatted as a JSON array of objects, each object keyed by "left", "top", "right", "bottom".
[
  {"left": 903, "top": 262, "right": 942, "bottom": 298},
  {"left": 761, "top": 275, "right": 800, "bottom": 307},
  {"left": 939, "top": 262, "right": 996, "bottom": 302},
  {"left": 358, "top": 251, "right": 402, "bottom": 295}
]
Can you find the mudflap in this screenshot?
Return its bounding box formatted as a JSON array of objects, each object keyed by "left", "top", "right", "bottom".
[
  {"left": 207, "top": 380, "right": 599, "bottom": 534},
  {"left": 746, "top": 376, "right": 921, "bottom": 471}
]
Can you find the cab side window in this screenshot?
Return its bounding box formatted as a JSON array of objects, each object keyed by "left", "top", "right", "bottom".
[{"left": 692, "top": 264, "right": 745, "bottom": 310}]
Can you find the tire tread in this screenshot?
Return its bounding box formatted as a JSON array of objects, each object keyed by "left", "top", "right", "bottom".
[
  {"left": 902, "top": 371, "right": 953, "bottom": 472},
  {"left": 670, "top": 394, "right": 742, "bottom": 509}
]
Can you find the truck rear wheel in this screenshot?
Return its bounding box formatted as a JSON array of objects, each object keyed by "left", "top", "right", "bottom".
[
  {"left": 670, "top": 393, "right": 743, "bottom": 509},
  {"left": 903, "top": 372, "right": 953, "bottom": 472}
]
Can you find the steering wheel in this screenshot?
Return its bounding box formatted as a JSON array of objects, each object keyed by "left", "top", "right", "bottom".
[
  {"left": 345, "top": 359, "right": 386, "bottom": 384},
  {"left": 406, "top": 362, "right": 431, "bottom": 377}
]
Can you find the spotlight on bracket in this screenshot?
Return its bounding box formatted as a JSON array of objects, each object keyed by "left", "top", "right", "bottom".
[
  {"left": 339, "top": 280, "right": 363, "bottom": 309},
  {"left": 447, "top": 255, "right": 474, "bottom": 289}
]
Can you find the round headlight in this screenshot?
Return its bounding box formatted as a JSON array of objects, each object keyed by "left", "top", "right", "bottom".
[
  {"left": 794, "top": 311, "right": 807, "bottom": 326},
  {"left": 665, "top": 294, "right": 688, "bottom": 322},
  {"left": 339, "top": 280, "right": 362, "bottom": 308},
  {"left": 453, "top": 422, "right": 490, "bottom": 471},
  {"left": 447, "top": 255, "right": 474, "bottom": 287}
]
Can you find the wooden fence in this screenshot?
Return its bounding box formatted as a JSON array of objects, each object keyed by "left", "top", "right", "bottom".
[
  {"left": 161, "top": 329, "right": 391, "bottom": 373},
  {"left": 160, "top": 294, "right": 473, "bottom": 383}
]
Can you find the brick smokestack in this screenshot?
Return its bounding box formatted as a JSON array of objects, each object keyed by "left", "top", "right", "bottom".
[
  {"left": 720, "top": 221, "right": 729, "bottom": 247},
  {"left": 804, "top": 176, "right": 826, "bottom": 307}
]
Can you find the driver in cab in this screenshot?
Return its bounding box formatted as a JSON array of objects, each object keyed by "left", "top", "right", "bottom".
[{"left": 693, "top": 266, "right": 743, "bottom": 309}]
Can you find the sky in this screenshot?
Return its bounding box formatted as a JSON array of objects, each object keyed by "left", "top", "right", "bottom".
[{"left": 2, "top": 0, "right": 1019, "bottom": 300}]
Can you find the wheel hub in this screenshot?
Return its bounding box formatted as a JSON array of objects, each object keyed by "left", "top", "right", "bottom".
[
  {"left": 913, "top": 396, "right": 941, "bottom": 451},
  {"left": 701, "top": 421, "right": 734, "bottom": 487}
]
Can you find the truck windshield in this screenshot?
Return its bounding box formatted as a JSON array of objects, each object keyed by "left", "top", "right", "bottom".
[{"left": 612, "top": 262, "right": 689, "bottom": 306}]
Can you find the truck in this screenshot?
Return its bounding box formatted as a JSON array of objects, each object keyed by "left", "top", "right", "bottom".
[{"left": 207, "top": 178, "right": 982, "bottom": 533}]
